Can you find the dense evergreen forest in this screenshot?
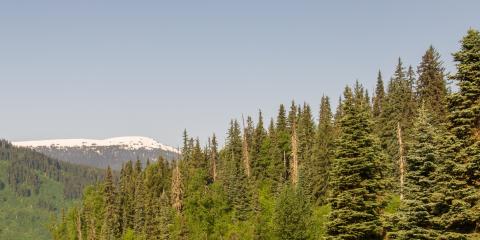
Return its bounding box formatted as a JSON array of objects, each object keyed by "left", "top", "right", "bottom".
[
  {"left": 52, "top": 29, "right": 480, "bottom": 239},
  {"left": 0, "top": 140, "right": 105, "bottom": 239}
]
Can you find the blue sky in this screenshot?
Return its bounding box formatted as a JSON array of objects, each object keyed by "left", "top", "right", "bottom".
[{"left": 1, "top": 1, "right": 479, "bottom": 147}]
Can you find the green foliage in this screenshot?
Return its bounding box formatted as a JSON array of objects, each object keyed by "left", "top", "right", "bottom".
[
  {"left": 273, "top": 185, "right": 312, "bottom": 240},
  {"left": 327, "top": 85, "right": 384, "bottom": 240},
  {"left": 0, "top": 141, "right": 103, "bottom": 240},
  {"left": 417, "top": 46, "right": 448, "bottom": 123},
  {"left": 394, "top": 106, "right": 442, "bottom": 239},
  {"left": 0, "top": 160, "right": 76, "bottom": 240},
  {"left": 50, "top": 28, "right": 480, "bottom": 240},
  {"left": 379, "top": 58, "right": 417, "bottom": 190},
  {"left": 384, "top": 195, "right": 401, "bottom": 214}
]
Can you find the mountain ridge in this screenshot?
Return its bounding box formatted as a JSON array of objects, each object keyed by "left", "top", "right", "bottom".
[
  {"left": 13, "top": 136, "right": 180, "bottom": 153},
  {"left": 12, "top": 136, "right": 180, "bottom": 170}
]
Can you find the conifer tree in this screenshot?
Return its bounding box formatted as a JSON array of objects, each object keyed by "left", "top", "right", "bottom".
[
  {"left": 305, "top": 96, "right": 334, "bottom": 205},
  {"left": 439, "top": 29, "right": 480, "bottom": 237},
  {"left": 209, "top": 134, "right": 218, "bottom": 182},
  {"left": 121, "top": 161, "right": 135, "bottom": 233},
  {"left": 372, "top": 71, "right": 385, "bottom": 119},
  {"left": 101, "top": 166, "right": 120, "bottom": 240},
  {"left": 379, "top": 58, "right": 417, "bottom": 190},
  {"left": 133, "top": 171, "right": 146, "bottom": 236},
  {"left": 394, "top": 106, "right": 441, "bottom": 239},
  {"left": 171, "top": 161, "right": 184, "bottom": 213},
  {"left": 242, "top": 116, "right": 253, "bottom": 178},
  {"left": 417, "top": 46, "right": 448, "bottom": 124},
  {"left": 224, "top": 120, "right": 252, "bottom": 221},
  {"left": 273, "top": 185, "right": 311, "bottom": 240},
  {"left": 182, "top": 129, "right": 190, "bottom": 160},
  {"left": 265, "top": 118, "right": 285, "bottom": 188},
  {"left": 297, "top": 103, "right": 315, "bottom": 170},
  {"left": 327, "top": 86, "right": 383, "bottom": 240},
  {"left": 158, "top": 191, "right": 173, "bottom": 240},
  {"left": 276, "top": 104, "right": 291, "bottom": 182},
  {"left": 251, "top": 110, "right": 267, "bottom": 180}
]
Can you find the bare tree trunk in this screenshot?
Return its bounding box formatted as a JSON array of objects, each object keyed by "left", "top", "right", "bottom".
[
  {"left": 212, "top": 149, "right": 217, "bottom": 182},
  {"left": 242, "top": 115, "right": 251, "bottom": 177},
  {"left": 397, "top": 122, "right": 405, "bottom": 201},
  {"left": 171, "top": 162, "right": 183, "bottom": 212},
  {"left": 291, "top": 122, "right": 299, "bottom": 186},
  {"left": 88, "top": 218, "right": 96, "bottom": 240},
  {"left": 76, "top": 211, "right": 83, "bottom": 240}
]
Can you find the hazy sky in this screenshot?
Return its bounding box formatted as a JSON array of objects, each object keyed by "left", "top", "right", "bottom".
[{"left": 1, "top": 1, "right": 479, "bottom": 147}]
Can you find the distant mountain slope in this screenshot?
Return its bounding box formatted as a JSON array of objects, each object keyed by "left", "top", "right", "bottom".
[
  {"left": 13, "top": 136, "right": 181, "bottom": 170},
  {"left": 0, "top": 140, "right": 105, "bottom": 240}
]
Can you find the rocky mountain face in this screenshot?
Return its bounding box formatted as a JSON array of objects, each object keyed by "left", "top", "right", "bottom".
[{"left": 13, "top": 136, "right": 180, "bottom": 170}]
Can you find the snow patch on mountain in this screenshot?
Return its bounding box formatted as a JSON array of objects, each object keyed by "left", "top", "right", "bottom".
[{"left": 13, "top": 136, "right": 180, "bottom": 154}]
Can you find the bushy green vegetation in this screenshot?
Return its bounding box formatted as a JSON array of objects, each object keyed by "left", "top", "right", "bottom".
[
  {"left": 0, "top": 160, "right": 73, "bottom": 239},
  {"left": 0, "top": 141, "right": 105, "bottom": 240}
]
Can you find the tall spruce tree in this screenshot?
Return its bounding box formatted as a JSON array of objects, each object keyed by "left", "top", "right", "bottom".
[
  {"left": 379, "top": 58, "right": 417, "bottom": 191},
  {"left": 308, "top": 96, "right": 334, "bottom": 205},
  {"left": 394, "top": 106, "right": 441, "bottom": 239},
  {"left": 101, "top": 166, "right": 120, "bottom": 240},
  {"left": 224, "top": 120, "right": 252, "bottom": 221},
  {"left": 417, "top": 46, "right": 448, "bottom": 124},
  {"left": 275, "top": 105, "right": 291, "bottom": 185},
  {"left": 251, "top": 110, "right": 267, "bottom": 181},
  {"left": 373, "top": 71, "right": 385, "bottom": 119},
  {"left": 327, "top": 85, "right": 383, "bottom": 240},
  {"left": 438, "top": 29, "right": 480, "bottom": 237}
]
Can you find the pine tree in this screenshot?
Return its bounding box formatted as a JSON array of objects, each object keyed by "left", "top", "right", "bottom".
[
  {"left": 158, "top": 191, "right": 173, "bottom": 240},
  {"left": 417, "top": 46, "right": 448, "bottom": 124},
  {"left": 379, "top": 58, "right": 417, "bottom": 191},
  {"left": 327, "top": 86, "right": 383, "bottom": 240},
  {"left": 273, "top": 185, "right": 311, "bottom": 240},
  {"left": 305, "top": 96, "right": 334, "bottom": 205},
  {"left": 373, "top": 71, "right": 385, "bottom": 119},
  {"left": 297, "top": 103, "right": 316, "bottom": 172},
  {"left": 394, "top": 106, "right": 441, "bottom": 239},
  {"left": 265, "top": 118, "right": 285, "bottom": 188},
  {"left": 438, "top": 29, "right": 480, "bottom": 237},
  {"left": 224, "top": 120, "right": 252, "bottom": 221},
  {"left": 209, "top": 134, "right": 219, "bottom": 182},
  {"left": 251, "top": 110, "right": 267, "bottom": 181},
  {"left": 133, "top": 170, "right": 146, "bottom": 236},
  {"left": 182, "top": 129, "right": 190, "bottom": 160},
  {"left": 101, "top": 166, "right": 120, "bottom": 240},
  {"left": 120, "top": 161, "right": 135, "bottom": 233},
  {"left": 144, "top": 192, "right": 159, "bottom": 239},
  {"left": 242, "top": 115, "right": 253, "bottom": 178},
  {"left": 276, "top": 104, "right": 291, "bottom": 183}
]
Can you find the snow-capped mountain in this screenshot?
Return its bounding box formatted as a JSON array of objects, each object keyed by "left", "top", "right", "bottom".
[{"left": 13, "top": 136, "right": 180, "bottom": 170}]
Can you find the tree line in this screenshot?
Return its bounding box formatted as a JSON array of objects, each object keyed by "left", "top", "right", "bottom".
[
  {"left": 0, "top": 140, "right": 105, "bottom": 199},
  {"left": 52, "top": 29, "right": 480, "bottom": 239}
]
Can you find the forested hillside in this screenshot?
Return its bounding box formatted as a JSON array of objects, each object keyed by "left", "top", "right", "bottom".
[
  {"left": 52, "top": 29, "right": 480, "bottom": 239},
  {"left": 0, "top": 140, "right": 105, "bottom": 239}
]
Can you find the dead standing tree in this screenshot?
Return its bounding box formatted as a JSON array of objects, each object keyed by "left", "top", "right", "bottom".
[
  {"left": 171, "top": 161, "right": 183, "bottom": 212},
  {"left": 242, "top": 115, "right": 251, "bottom": 178},
  {"left": 291, "top": 121, "right": 299, "bottom": 186},
  {"left": 397, "top": 122, "right": 405, "bottom": 201}
]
